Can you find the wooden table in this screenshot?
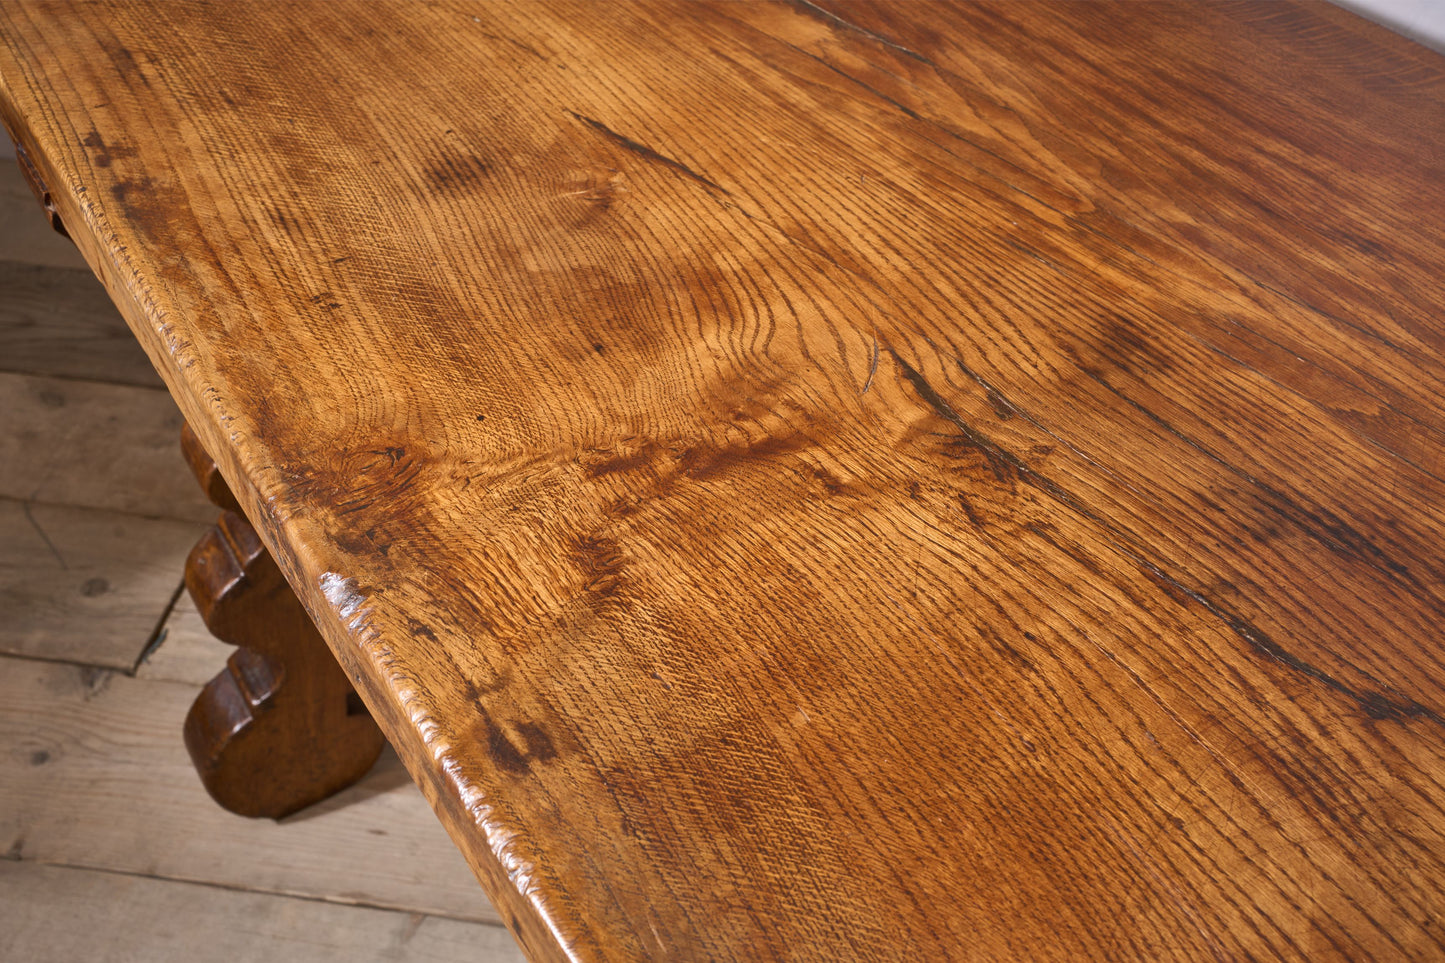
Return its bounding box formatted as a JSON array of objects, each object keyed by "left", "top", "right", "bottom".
[{"left": 4, "top": 2, "right": 1445, "bottom": 959}]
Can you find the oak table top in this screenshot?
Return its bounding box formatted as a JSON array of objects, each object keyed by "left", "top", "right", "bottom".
[{"left": 5, "top": 2, "right": 1445, "bottom": 959}]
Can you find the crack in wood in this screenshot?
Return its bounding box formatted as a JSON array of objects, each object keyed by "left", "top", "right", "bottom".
[
  {"left": 566, "top": 110, "right": 729, "bottom": 196},
  {"left": 786, "top": 0, "right": 934, "bottom": 65},
  {"left": 887, "top": 344, "right": 1442, "bottom": 726}
]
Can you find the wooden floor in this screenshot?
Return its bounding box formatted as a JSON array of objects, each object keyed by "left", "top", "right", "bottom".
[{"left": 0, "top": 158, "right": 524, "bottom": 961}]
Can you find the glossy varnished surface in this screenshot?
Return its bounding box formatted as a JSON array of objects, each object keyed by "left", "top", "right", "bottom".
[{"left": 3, "top": 2, "right": 1445, "bottom": 958}]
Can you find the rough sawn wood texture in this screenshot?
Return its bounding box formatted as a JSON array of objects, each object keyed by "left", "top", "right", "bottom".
[{"left": 4, "top": 2, "right": 1445, "bottom": 959}]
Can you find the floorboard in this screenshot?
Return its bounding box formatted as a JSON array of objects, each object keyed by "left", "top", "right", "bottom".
[
  {"left": 0, "top": 656, "right": 498, "bottom": 925},
  {"left": 0, "top": 259, "right": 163, "bottom": 386},
  {"left": 0, "top": 161, "right": 89, "bottom": 270},
  {"left": 0, "top": 862, "right": 524, "bottom": 963},
  {"left": 136, "top": 582, "right": 231, "bottom": 685},
  {"left": 0, "top": 497, "right": 200, "bottom": 667},
  {"left": 0, "top": 371, "right": 215, "bottom": 524}
]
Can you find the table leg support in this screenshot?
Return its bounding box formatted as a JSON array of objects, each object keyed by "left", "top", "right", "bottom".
[{"left": 179, "top": 425, "right": 384, "bottom": 818}]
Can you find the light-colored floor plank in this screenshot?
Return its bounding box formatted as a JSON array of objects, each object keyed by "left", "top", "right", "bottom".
[
  {"left": 0, "top": 497, "right": 202, "bottom": 667},
  {"left": 0, "top": 862, "right": 524, "bottom": 963},
  {"left": 0, "top": 371, "right": 214, "bottom": 524},
  {"left": 0, "top": 656, "right": 497, "bottom": 924},
  {"left": 135, "top": 581, "right": 233, "bottom": 686},
  {"left": 0, "top": 160, "right": 90, "bottom": 270},
  {"left": 0, "top": 259, "right": 163, "bottom": 386}
]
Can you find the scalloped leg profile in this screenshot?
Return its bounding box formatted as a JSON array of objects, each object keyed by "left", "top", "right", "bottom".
[{"left": 179, "top": 424, "right": 384, "bottom": 818}]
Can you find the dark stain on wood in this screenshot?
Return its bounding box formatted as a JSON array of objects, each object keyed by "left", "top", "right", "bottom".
[
  {"left": 422, "top": 150, "right": 491, "bottom": 194},
  {"left": 81, "top": 128, "right": 137, "bottom": 168},
  {"left": 477, "top": 713, "right": 558, "bottom": 777}
]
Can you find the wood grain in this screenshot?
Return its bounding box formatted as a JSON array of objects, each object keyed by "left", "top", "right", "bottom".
[
  {"left": 2, "top": 2, "right": 1443, "bottom": 959},
  {"left": 0, "top": 656, "right": 500, "bottom": 924},
  {"left": 0, "top": 862, "right": 524, "bottom": 962}
]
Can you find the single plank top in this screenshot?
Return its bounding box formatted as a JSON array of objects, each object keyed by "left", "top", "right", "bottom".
[{"left": 5, "top": 2, "right": 1445, "bottom": 959}]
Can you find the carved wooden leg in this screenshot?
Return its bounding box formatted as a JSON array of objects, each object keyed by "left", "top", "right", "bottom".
[{"left": 179, "top": 424, "right": 384, "bottom": 818}]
